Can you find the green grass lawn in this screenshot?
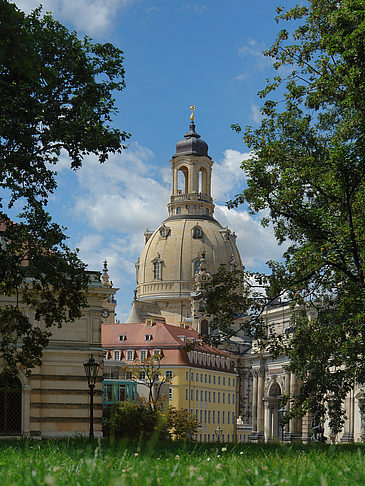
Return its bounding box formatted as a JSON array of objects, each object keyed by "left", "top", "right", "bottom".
[{"left": 0, "top": 439, "right": 364, "bottom": 485}]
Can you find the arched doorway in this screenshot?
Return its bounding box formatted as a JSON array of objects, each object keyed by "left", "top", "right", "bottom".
[
  {"left": 264, "top": 381, "right": 282, "bottom": 441},
  {"left": 0, "top": 375, "right": 22, "bottom": 435}
]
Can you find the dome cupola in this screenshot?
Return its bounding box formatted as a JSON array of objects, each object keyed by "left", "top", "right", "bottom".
[{"left": 175, "top": 122, "right": 208, "bottom": 157}]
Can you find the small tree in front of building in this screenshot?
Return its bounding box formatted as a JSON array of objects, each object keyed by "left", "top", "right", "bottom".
[{"left": 122, "top": 353, "right": 171, "bottom": 410}]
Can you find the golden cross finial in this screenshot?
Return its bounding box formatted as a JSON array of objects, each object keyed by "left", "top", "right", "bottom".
[{"left": 190, "top": 105, "right": 195, "bottom": 122}]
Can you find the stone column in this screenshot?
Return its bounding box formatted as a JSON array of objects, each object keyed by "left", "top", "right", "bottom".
[
  {"left": 357, "top": 394, "right": 365, "bottom": 443},
  {"left": 257, "top": 370, "right": 265, "bottom": 438},
  {"left": 284, "top": 370, "right": 291, "bottom": 438},
  {"left": 264, "top": 399, "right": 271, "bottom": 442},
  {"left": 251, "top": 371, "right": 258, "bottom": 433},
  {"left": 288, "top": 372, "right": 302, "bottom": 439},
  {"left": 341, "top": 388, "right": 354, "bottom": 442}
]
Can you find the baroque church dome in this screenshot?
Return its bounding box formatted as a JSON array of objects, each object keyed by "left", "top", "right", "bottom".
[{"left": 130, "top": 110, "right": 243, "bottom": 330}]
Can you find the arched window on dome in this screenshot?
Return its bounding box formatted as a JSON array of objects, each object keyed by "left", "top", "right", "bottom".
[
  {"left": 176, "top": 207, "right": 181, "bottom": 214},
  {"left": 152, "top": 254, "right": 163, "bottom": 280},
  {"left": 153, "top": 261, "right": 161, "bottom": 280},
  {"left": 193, "top": 259, "right": 200, "bottom": 275},
  {"left": 192, "top": 225, "right": 202, "bottom": 239}
]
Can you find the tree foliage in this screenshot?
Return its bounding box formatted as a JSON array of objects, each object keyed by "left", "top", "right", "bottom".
[
  {"left": 122, "top": 354, "right": 171, "bottom": 410},
  {"left": 229, "top": 0, "right": 365, "bottom": 431},
  {"left": 0, "top": 1, "right": 129, "bottom": 374}
]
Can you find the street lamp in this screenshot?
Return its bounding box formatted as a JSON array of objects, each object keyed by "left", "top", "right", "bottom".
[
  {"left": 215, "top": 425, "right": 223, "bottom": 443},
  {"left": 83, "top": 354, "right": 100, "bottom": 439}
]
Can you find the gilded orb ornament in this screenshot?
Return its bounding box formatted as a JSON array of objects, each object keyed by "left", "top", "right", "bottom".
[{"left": 190, "top": 105, "right": 195, "bottom": 122}]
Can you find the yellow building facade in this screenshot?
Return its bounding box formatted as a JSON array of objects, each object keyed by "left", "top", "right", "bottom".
[{"left": 103, "top": 320, "right": 238, "bottom": 442}]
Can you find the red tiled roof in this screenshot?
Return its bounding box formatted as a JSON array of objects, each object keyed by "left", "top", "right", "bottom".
[{"left": 102, "top": 321, "right": 234, "bottom": 372}]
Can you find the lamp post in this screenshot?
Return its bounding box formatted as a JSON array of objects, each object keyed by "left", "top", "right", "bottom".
[
  {"left": 83, "top": 354, "right": 100, "bottom": 439},
  {"left": 215, "top": 425, "right": 223, "bottom": 443}
]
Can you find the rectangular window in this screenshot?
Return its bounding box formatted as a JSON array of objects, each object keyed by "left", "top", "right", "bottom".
[
  {"left": 196, "top": 373, "right": 199, "bottom": 381},
  {"left": 209, "top": 375, "right": 211, "bottom": 384},
  {"left": 186, "top": 371, "right": 189, "bottom": 381},
  {"left": 232, "top": 412, "right": 235, "bottom": 424},
  {"left": 139, "top": 371, "right": 146, "bottom": 380},
  {"left": 207, "top": 434, "right": 210, "bottom": 442},
  {"left": 228, "top": 393, "right": 230, "bottom": 404},
  {"left": 205, "top": 374, "right": 207, "bottom": 383},
  {"left": 228, "top": 411, "right": 230, "bottom": 424},
  {"left": 196, "top": 409, "right": 199, "bottom": 420},
  {"left": 191, "top": 371, "right": 194, "bottom": 382},
  {"left": 208, "top": 410, "right": 211, "bottom": 423},
  {"left": 125, "top": 371, "right": 132, "bottom": 380},
  {"left": 223, "top": 377, "right": 226, "bottom": 386},
  {"left": 191, "top": 389, "right": 194, "bottom": 401},
  {"left": 232, "top": 393, "right": 235, "bottom": 405},
  {"left": 232, "top": 378, "right": 235, "bottom": 387},
  {"left": 196, "top": 389, "right": 199, "bottom": 401},
  {"left": 169, "top": 388, "right": 173, "bottom": 400},
  {"left": 114, "top": 351, "right": 120, "bottom": 360},
  {"left": 204, "top": 410, "right": 207, "bottom": 423},
  {"left": 165, "top": 370, "right": 173, "bottom": 379},
  {"left": 205, "top": 391, "right": 207, "bottom": 402},
  {"left": 200, "top": 410, "right": 203, "bottom": 423},
  {"left": 212, "top": 410, "right": 215, "bottom": 424},
  {"left": 217, "top": 411, "right": 220, "bottom": 424},
  {"left": 218, "top": 392, "right": 221, "bottom": 403},
  {"left": 185, "top": 388, "right": 189, "bottom": 400},
  {"left": 222, "top": 411, "right": 225, "bottom": 424},
  {"left": 228, "top": 377, "right": 231, "bottom": 387},
  {"left": 218, "top": 376, "right": 221, "bottom": 385},
  {"left": 227, "top": 434, "right": 230, "bottom": 443},
  {"left": 140, "top": 350, "right": 147, "bottom": 361},
  {"left": 208, "top": 391, "right": 211, "bottom": 402},
  {"left": 127, "top": 350, "right": 134, "bottom": 361},
  {"left": 223, "top": 392, "right": 226, "bottom": 404},
  {"left": 213, "top": 375, "right": 216, "bottom": 385},
  {"left": 200, "top": 373, "right": 203, "bottom": 382},
  {"left": 200, "top": 390, "right": 203, "bottom": 401},
  {"left": 213, "top": 392, "right": 216, "bottom": 403}
]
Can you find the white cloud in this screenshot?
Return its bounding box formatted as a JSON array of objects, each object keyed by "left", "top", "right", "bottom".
[
  {"left": 214, "top": 205, "right": 285, "bottom": 271},
  {"left": 250, "top": 104, "right": 262, "bottom": 124},
  {"left": 14, "top": 0, "right": 137, "bottom": 35},
  {"left": 180, "top": 3, "right": 207, "bottom": 14},
  {"left": 73, "top": 143, "right": 170, "bottom": 233},
  {"left": 212, "top": 149, "right": 249, "bottom": 202},
  {"left": 238, "top": 38, "right": 273, "bottom": 71}
]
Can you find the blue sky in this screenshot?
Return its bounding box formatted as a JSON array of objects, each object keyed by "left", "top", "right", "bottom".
[{"left": 14, "top": 0, "right": 296, "bottom": 320}]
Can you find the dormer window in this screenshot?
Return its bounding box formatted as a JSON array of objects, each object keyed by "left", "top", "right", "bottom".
[
  {"left": 159, "top": 224, "right": 171, "bottom": 238},
  {"left": 145, "top": 334, "right": 153, "bottom": 341},
  {"left": 192, "top": 225, "right": 202, "bottom": 239},
  {"left": 119, "top": 335, "right": 127, "bottom": 342}
]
